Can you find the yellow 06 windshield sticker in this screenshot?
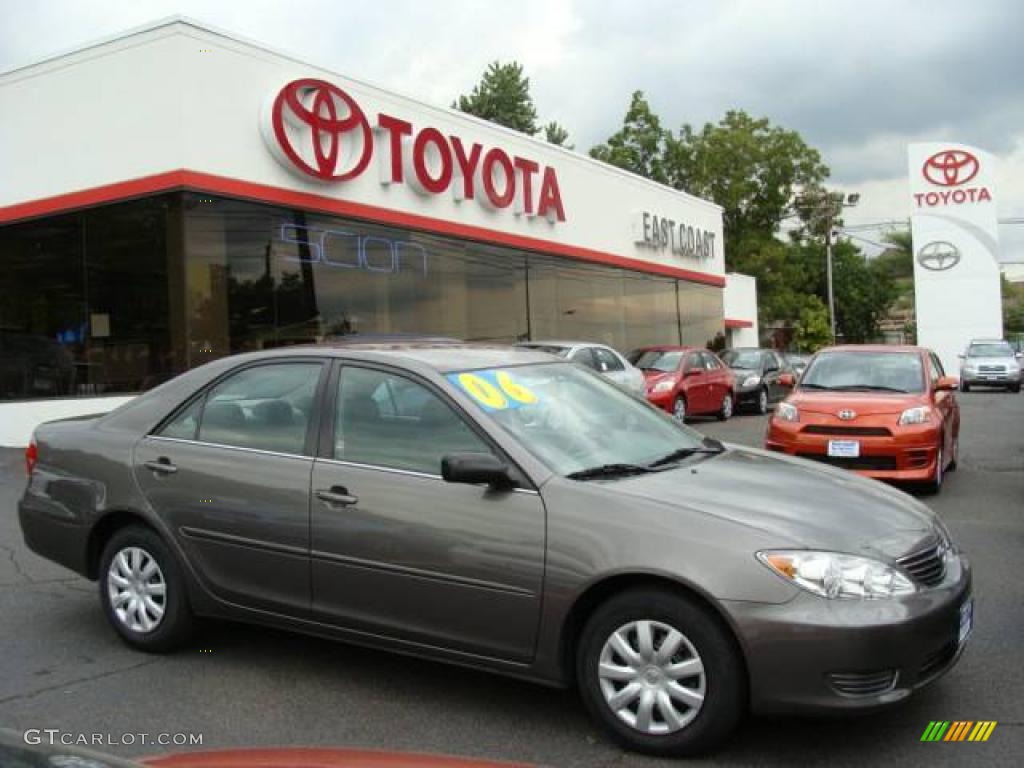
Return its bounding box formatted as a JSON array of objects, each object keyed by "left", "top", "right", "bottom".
[{"left": 448, "top": 370, "right": 539, "bottom": 411}]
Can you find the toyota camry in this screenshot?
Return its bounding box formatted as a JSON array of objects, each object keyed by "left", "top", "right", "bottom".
[{"left": 18, "top": 344, "right": 971, "bottom": 756}]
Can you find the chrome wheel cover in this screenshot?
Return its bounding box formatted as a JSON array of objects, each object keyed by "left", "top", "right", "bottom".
[
  {"left": 721, "top": 394, "right": 733, "bottom": 419},
  {"left": 758, "top": 389, "right": 768, "bottom": 413},
  {"left": 673, "top": 398, "right": 686, "bottom": 422},
  {"left": 597, "top": 620, "right": 706, "bottom": 735},
  {"left": 107, "top": 546, "right": 166, "bottom": 633}
]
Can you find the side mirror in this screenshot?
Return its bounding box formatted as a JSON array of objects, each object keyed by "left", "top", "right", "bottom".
[
  {"left": 936, "top": 376, "right": 959, "bottom": 392},
  {"left": 957, "top": 353, "right": 965, "bottom": 359},
  {"left": 779, "top": 373, "right": 795, "bottom": 387},
  {"left": 441, "top": 453, "right": 514, "bottom": 489}
]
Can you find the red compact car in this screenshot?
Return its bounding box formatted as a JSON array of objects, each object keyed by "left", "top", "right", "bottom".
[
  {"left": 628, "top": 345, "right": 736, "bottom": 421},
  {"left": 765, "top": 345, "right": 960, "bottom": 493}
]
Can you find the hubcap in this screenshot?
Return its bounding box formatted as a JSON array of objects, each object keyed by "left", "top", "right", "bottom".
[
  {"left": 597, "top": 620, "right": 706, "bottom": 735},
  {"left": 106, "top": 546, "right": 166, "bottom": 633},
  {"left": 673, "top": 399, "right": 686, "bottom": 422},
  {"left": 758, "top": 390, "right": 768, "bottom": 413},
  {"left": 722, "top": 394, "right": 733, "bottom": 418}
]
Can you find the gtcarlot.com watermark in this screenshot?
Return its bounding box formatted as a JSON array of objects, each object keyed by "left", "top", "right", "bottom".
[{"left": 25, "top": 730, "right": 203, "bottom": 748}]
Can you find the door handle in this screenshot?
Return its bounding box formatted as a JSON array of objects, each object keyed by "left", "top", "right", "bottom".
[
  {"left": 144, "top": 458, "right": 178, "bottom": 475},
  {"left": 316, "top": 486, "right": 358, "bottom": 506}
]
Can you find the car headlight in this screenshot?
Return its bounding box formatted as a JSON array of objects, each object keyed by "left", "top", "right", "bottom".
[
  {"left": 775, "top": 402, "right": 799, "bottom": 422},
  {"left": 757, "top": 550, "right": 916, "bottom": 598},
  {"left": 742, "top": 375, "right": 761, "bottom": 388},
  {"left": 898, "top": 405, "right": 932, "bottom": 426},
  {"left": 650, "top": 379, "right": 675, "bottom": 394}
]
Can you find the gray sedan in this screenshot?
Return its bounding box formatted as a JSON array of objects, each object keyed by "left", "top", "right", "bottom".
[{"left": 18, "top": 344, "right": 971, "bottom": 756}]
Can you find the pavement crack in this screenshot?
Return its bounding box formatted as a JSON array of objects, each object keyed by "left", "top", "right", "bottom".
[
  {"left": 0, "top": 657, "right": 163, "bottom": 706},
  {"left": 0, "top": 543, "right": 34, "bottom": 585}
]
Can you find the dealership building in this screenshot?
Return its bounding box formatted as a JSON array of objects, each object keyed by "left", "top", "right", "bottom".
[{"left": 0, "top": 18, "right": 756, "bottom": 444}]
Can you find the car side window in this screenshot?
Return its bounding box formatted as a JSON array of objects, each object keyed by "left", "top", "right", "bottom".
[
  {"left": 159, "top": 398, "right": 202, "bottom": 440},
  {"left": 763, "top": 353, "right": 779, "bottom": 373},
  {"left": 335, "top": 367, "right": 492, "bottom": 475},
  {"left": 929, "top": 353, "right": 944, "bottom": 384},
  {"left": 594, "top": 347, "right": 625, "bottom": 372},
  {"left": 701, "top": 352, "right": 720, "bottom": 370},
  {"left": 684, "top": 353, "right": 702, "bottom": 372},
  {"left": 196, "top": 362, "right": 322, "bottom": 455},
  {"left": 571, "top": 347, "right": 600, "bottom": 370}
]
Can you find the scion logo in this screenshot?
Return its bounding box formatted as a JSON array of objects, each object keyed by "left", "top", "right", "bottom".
[
  {"left": 265, "top": 79, "right": 373, "bottom": 181},
  {"left": 837, "top": 409, "right": 856, "bottom": 421},
  {"left": 922, "top": 149, "right": 979, "bottom": 187},
  {"left": 917, "top": 241, "right": 961, "bottom": 272}
]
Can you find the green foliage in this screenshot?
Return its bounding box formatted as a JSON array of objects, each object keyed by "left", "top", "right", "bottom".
[
  {"left": 792, "top": 297, "right": 832, "bottom": 352},
  {"left": 589, "top": 91, "right": 671, "bottom": 183},
  {"left": 454, "top": 61, "right": 539, "bottom": 135},
  {"left": 543, "top": 121, "right": 572, "bottom": 148},
  {"left": 1003, "top": 275, "right": 1024, "bottom": 333},
  {"left": 876, "top": 227, "right": 914, "bottom": 280},
  {"left": 831, "top": 241, "right": 900, "bottom": 343}
]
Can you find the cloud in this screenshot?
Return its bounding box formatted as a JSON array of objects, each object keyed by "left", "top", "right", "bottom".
[{"left": 2, "top": 0, "right": 1022, "bottom": 239}]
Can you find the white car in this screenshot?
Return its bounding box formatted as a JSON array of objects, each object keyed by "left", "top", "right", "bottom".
[{"left": 516, "top": 340, "right": 646, "bottom": 395}]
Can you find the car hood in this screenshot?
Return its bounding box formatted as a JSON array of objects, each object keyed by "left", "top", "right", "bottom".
[
  {"left": 787, "top": 390, "right": 926, "bottom": 416},
  {"left": 607, "top": 446, "right": 938, "bottom": 559},
  {"left": 641, "top": 369, "right": 677, "bottom": 383}
]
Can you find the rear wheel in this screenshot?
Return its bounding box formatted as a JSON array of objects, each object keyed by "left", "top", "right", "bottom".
[
  {"left": 672, "top": 396, "right": 687, "bottom": 423},
  {"left": 99, "top": 525, "right": 193, "bottom": 652},
  {"left": 1010, "top": 383, "right": 1021, "bottom": 393},
  {"left": 576, "top": 588, "right": 745, "bottom": 756},
  {"left": 717, "top": 393, "right": 734, "bottom": 422}
]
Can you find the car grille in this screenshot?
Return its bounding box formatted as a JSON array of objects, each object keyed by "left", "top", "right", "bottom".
[
  {"left": 897, "top": 542, "right": 946, "bottom": 587},
  {"left": 828, "top": 669, "right": 898, "bottom": 697},
  {"left": 978, "top": 365, "right": 1006, "bottom": 373},
  {"left": 797, "top": 453, "right": 898, "bottom": 470},
  {"left": 802, "top": 425, "right": 892, "bottom": 437},
  {"left": 919, "top": 642, "right": 957, "bottom": 681}
]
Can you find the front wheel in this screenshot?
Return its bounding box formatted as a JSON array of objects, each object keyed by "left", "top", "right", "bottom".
[
  {"left": 1010, "top": 383, "right": 1021, "bottom": 393},
  {"left": 99, "top": 525, "right": 194, "bottom": 652},
  {"left": 922, "top": 444, "right": 944, "bottom": 495},
  {"left": 718, "top": 392, "right": 734, "bottom": 421},
  {"left": 672, "top": 396, "right": 687, "bottom": 423},
  {"left": 576, "top": 588, "right": 745, "bottom": 756},
  {"left": 755, "top": 388, "right": 769, "bottom": 415},
  {"left": 960, "top": 380, "right": 970, "bottom": 392}
]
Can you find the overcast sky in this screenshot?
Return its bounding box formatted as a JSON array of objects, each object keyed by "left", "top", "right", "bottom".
[{"left": 2, "top": 0, "right": 1022, "bottom": 258}]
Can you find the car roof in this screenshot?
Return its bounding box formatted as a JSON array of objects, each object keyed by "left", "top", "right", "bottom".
[
  {"left": 821, "top": 344, "right": 926, "bottom": 354},
  {"left": 517, "top": 340, "right": 608, "bottom": 349},
  {"left": 631, "top": 345, "right": 700, "bottom": 352},
  {"left": 221, "top": 342, "right": 560, "bottom": 373}
]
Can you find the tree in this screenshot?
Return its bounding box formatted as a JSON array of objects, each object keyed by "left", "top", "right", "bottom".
[
  {"left": 666, "top": 111, "right": 830, "bottom": 269},
  {"left": 454, "top": 61, "right": 539, "bottom": 135},
  {"left": 589, "top": 91, "right": 671, "bottom": 183},
  {"left": 543, "top": 120, "right": 572, "bottom": 148},
  {"left": 792, "top": 297, "right": 832, "bottom": 352}
]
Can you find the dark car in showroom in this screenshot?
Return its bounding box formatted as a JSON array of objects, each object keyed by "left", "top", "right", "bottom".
[
  {"left": 19, "top": 344, "right": 971, "bottom": 756},
  {"left": 720, "top": 347, "right": 795, "bottom": 414},
  {"left": 627, "top": 345, "right": 736, "bottom": 421}
]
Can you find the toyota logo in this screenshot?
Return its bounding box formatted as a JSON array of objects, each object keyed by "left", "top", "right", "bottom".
[
  {"left": 265, "top": 79, "right": 373, "bottom": 181},
  {"left": 917, "top": 241, "right": 961, "bottom": 272},
  {"left": 922, "top": 149, "right": 979, "bottom": 187},
  {"left": 837, "top": 409, "right": 856, "bottom": 421}
]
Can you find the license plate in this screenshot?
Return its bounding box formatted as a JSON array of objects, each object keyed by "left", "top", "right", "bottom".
[
  {"left": 827, "top": 440, "right": 860, "bottom": 458},
  {"left": 959, "top": 599, "right": 973, "bottom": 645}
]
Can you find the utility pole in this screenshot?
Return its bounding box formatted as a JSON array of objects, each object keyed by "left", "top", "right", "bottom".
[{"left": 825, "top": 212, "right": 836, "bottom": 342}]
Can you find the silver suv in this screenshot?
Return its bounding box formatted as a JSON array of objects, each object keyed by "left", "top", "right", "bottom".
[{"left": 959, "top": 339, "right": 1022, "bottom": 392}]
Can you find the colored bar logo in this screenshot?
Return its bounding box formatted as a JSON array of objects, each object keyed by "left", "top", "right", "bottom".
[{"left": 921, "top": 721, "right": 997, "bottom": 742}]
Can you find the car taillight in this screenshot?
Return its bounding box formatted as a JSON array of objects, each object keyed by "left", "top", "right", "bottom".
[{"left": 25, "top": 439, "right": 38, "bottom": 475}]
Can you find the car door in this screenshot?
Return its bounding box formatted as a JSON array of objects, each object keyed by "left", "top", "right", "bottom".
[
  {"left": 929, "top": 351, "right": 957, "bottom": 455},
  {"left": 133, "top": 359, "right": 326, "bottom": 616},
  {"left": 700, "top": 352, "right": 726, "bottom": 411},
  {"left": 309, "top": 363, "right": 546, "bottom": 662},
  {"left": 681, "top": 352, "right": 709, "bottom": 413},
  {"left": 762, "top": 351, "right": 784, "bottom": 402}
]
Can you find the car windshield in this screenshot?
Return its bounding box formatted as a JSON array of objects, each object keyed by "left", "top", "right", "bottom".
[
  {"left": 968, "top": 343, "right": 1014, "bottom": 357},
  {"left": 799, "top": 351, "right": 924, "bottom": 393},
  {"left": 446, "top": 362, "right": 707, "bottom": 476},
  {"left": 631, "top": 350, "right": 684, "bottom": 372},
  {"left": 720, "top": 350, "right": 761, "bottom": 369}
]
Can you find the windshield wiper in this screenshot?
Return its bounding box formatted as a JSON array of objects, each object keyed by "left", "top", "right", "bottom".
[
  {"left": 566, "top": 463, "right": 656, "bottom": 481},
  {"left": 835, "top": 385, "right": 909, "bottom": 393},
  {"left": 647, "top": 439, "right": 726, "bottom": 468},
  {"left": 798, "top": 382, "right": 833, "bottom": 389}
]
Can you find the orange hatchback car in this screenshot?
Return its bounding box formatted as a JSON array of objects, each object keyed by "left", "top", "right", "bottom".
[{"left": 765, "top": 346, "right": 960, "bottom": 493}]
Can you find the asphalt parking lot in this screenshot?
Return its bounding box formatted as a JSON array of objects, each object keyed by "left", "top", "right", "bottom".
[{"left": 1, "top": 390, "right": 1021, "bottom": 767}]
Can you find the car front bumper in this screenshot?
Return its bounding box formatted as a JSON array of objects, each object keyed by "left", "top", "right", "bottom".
[
  {"left": 961, "top": 370, "right": 1021, "bottom": 386},
  {"left": 724, "top": 553, "right": 971, "bottom": 713},
  {"left": 765, "top": 420, "right": 942, "bottom": 481}
]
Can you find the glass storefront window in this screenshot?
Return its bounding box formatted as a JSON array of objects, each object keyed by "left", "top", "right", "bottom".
[{"left": 0, "top": 191, "right": 726, "bottom": 400}]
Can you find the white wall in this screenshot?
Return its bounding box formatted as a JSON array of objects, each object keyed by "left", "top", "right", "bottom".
[
  {"left": 0, "top": 396, "right": 134, "bottom": 447},
  {"left": 0, "top": 19, "right": 724, "bottom": 283},
  {"left": 724, "top": 273, "right": 759, "bottom": 347}
]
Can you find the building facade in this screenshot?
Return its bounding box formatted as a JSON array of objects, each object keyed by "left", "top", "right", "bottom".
[{"left": 0, "top": 18, "right": 754, "bottom": 444}]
